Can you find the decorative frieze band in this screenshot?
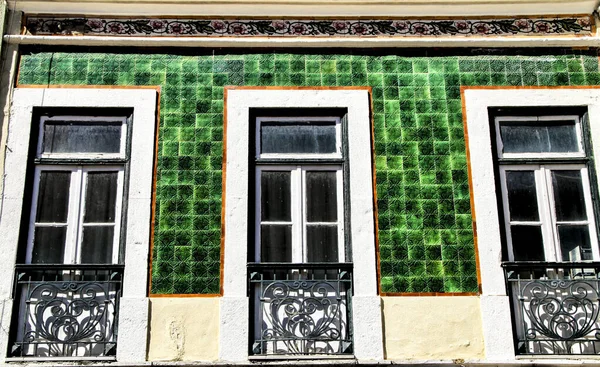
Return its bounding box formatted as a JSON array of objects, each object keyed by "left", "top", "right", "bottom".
[{"left": 25, "top": 16, "right": 593, "bottom": 37}]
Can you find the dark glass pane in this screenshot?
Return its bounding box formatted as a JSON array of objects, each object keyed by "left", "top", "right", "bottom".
[
  {"left": 506, "top": 171, "right": 539, "bottom": 221},
  {"left": 306, "top": 171, "right": 338, "bottom": 222},
  {"left": 510, "top": 225, "right": 545, "bottom": 261},
  {"left": 307, "top": 224, "right": 338, "bottom": 262},
  {"left": 261, "top": 121, "right": 336, "bottom": 154},
  {"left": 499, "top": 121, "right": 579, "bottom": 154},
  {"left": 43, "top": 122, "right": 121, "bottom": 154},
  {"left": 80, "top": 226, "right": 114, "bottom": 263},
  {"left": 31, "top": 226, "right": 66, "bottom": 263},
  {"left": 552, "top": 170, "right": 587, "bottom": 222},
  {"left": 36, "top": 171, "right": 71, "bottom": 223},
  {"left": 261, "top": 171, "right": 291, "bottom": 221},
  {"left": 84, "top": 172, "right": 118, "bottom": 223},
  {"left": 558, "top": 225, "right": 592, "bottom": 261},
  {"left": 260, "top": 225, "right": 292, "bottom": 262}
]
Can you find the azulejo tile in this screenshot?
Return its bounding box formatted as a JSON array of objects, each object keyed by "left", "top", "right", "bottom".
[{"left": 18, "top": 51, "right": 600, "bottom": 294}]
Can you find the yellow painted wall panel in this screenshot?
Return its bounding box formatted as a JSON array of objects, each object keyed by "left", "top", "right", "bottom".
[
  {"left": 382, "top": 297, "right": 485, "bottom": 360},
  {"left": 148, "top": 298, "right": 219, "bottom": 361}
]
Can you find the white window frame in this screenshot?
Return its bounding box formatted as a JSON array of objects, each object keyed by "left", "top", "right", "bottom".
[
  {"left": 463, "top": 88, "right": 600, "bottom": 361},
  {"left": 499, "top": 164, "right": 599, "bottom": 262},
  {"left": 0, "top": 88, "right": 157, "bottom": 364},
  {"left": 26, "top": 165, "right": 125, "bottom": 265},
  {"left": 221, "top": 88, "right": 383, "bottom": 362},
  {"left": 256, "top": 116, "right": 342, "bottom": 159},
  {"left": 494, "top": 115, "right": 585, "bottom": 159},
  {"left": 37, "top": 115, "right": 128, "bottom": 160},
  {"left": 255, "top": 165, "right": 345, "bottom": 263}
]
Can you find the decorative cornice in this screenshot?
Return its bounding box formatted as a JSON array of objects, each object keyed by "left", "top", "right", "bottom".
[{"left": 24, "top": 16, "right": 594, "bottom": 38}]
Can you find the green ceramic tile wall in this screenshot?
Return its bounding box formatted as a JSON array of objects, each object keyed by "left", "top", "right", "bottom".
[{"left": 17, "top": 51, "right": 600, "bottom": 294}]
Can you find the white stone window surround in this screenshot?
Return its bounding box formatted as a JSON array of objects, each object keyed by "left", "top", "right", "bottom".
[
  {"left": 221, "top": 88, "right": 384, "bottom": 362},
  {"left": 0, "top": 88, "right": 158, "bottom": 363},
  {"left": 463, "top": 87, "right": 600, "bottom": 362}
]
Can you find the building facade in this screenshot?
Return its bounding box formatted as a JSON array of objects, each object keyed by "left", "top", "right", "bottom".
[{"left": 0, "top": 0, "right": 600, "bottom": 365}]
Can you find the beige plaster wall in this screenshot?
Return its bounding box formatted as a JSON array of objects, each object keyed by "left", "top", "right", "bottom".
[
  {"left": 382, "top": 296, "right": 485, "bottom": 361},
  {"left": 148, "top": 297, "right": 219, "bottom": 362}
]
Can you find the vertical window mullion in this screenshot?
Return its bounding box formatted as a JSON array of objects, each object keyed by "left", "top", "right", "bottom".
[
  {"left": 581, "top": 166, "right": 600, "bottom": 260},
  {"left": 498, "top": 166, "right": 515, "bottom": 261},
  {"left": 539, "top": 166, "right": 559, "bottom": 262},
  {"left": 70, "top": 167, "right": 86, "bottom": 264},
  {"left": 336, "top": 168, "right": 345, "bottom": 263},
  {"left": 295, "top": 166, "right": 304, "bottom": 263},
  {"left": 111, "top": 169, "right": 125, "bottom": 264},
  {"left": 25, "top": 167, "right": 43, "bottom": 264},
  {"left": 254, "top": 167, "right": 262, "bottom": 262}
]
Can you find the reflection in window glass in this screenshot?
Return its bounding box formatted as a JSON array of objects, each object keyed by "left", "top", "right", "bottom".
[
  {"left": 261, "top": 225, "right": 292, "bottom": 262},
  {"left": 81, "top": 226, "right": 114, "bottom": 263},
  {"left": 506, "top": 171, "right": 539, "bottom": 222},
  {"left": 559, "top": 225, "right": 592, "bottom": 261},
  {"left": 261, "top": 171, "right": 291, "bottom": 221},
  {"left": 552, "top": 170, "right": 587, "bottom": 222},
  {"left": 84, "top": 172, "right": 118, "bottom": 223},
  {"left": 511, "top": 225, "right": 545, "bottom": 261},
  {"left": 499, "top": 121, "right": 579, "bottom": 154},
  {"left": 261, "top": 121, "right": 336, "bottom": 154},
  {"left": 307, "top": 225, "right": 338, "bottom": 262},
  {"left": 306, "top": 171, "right": 337, "bottom": 222},
  {"left": 32, "top": 227, "right": 66, "bottom": 264},
  {"left": 43, "top": 122, "right": 121, "bottom": 154},
  {"left": 36, "top": 171, "right": 71, "bottom": 223}
]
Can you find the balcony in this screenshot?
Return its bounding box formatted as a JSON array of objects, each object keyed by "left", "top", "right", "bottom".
[
  {"left": 248, "top": 262, "right": 353, "bottom": 356},
  {"left": 503, "top": 262, "right": 600, "bottom": 355},
  {"left": 9, "top": 264, "right": 124, "bottom": 360}
]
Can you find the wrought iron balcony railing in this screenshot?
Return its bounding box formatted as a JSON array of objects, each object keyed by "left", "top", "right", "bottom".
[
  {"left": 248, "top": 262, "right": 353, "bottom": 356},
  {"left": 503, "top": 261, "right": 600, "bottom": 355},
  {"left": 10, "top": 264, "right": 124, "bottom": 359}
]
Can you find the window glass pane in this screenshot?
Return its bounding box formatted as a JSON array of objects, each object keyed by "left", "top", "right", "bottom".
[
  {"left": 552, "top": 170, "right": 587, "bottom": 222},
  {"left": 260, "top": 225, "right": 292, "bottom": 262},
  {"left": 43, "top": 121, "right": 121, "bottom": 154},
  {"left": 306, "top": 171, "right": 338, "bottom": 222},
  {"left": 306, "top": 224, "right": 338, "bottom": 262},
  {"left": 84, "top": 172, "right": 118, "bottom": 223},
  {"left": 80, "top": 226, "right": 114, "bottom": 263},
  {"left": 506, "top": 171, "right": 539, "bottom": 221},
  {"left": 558, "top": 225, "right": 592, "bottom": 261},
  {"left": 510, "top": 225, "right": 545, "bottom": 261},
  {"left": 261, "top": 121, "right": 336, "bottom": 154},
  {"left": 261, "top": 171, "right": 291, "bottom": 221},
  {"left": 31, "top": 226, "right": 66, "bottom": 263},
  {"left": 36, "top": 171, "right": 71, "bottom": 223},
  {"left": 499, "top": 120, "right": 579, "bottom": 154}
]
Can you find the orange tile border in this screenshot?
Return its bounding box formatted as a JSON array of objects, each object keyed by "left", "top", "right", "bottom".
[
  {"left": 150, "top": 293, "right": 220, "bottom": 298},
  {"left": 381, "top": 292, "right": 479, "bottom": 297}
]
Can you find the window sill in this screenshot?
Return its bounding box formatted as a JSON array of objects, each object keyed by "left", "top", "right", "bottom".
[
  {"left": 248, "top": 355, "right": 355, "bottom": 362},
  {"left": 6, "top": 356, "right": 116, "bottom": 362}
]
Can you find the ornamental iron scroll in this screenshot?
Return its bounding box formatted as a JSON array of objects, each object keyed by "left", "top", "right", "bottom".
[
  {"left": 248, "top": 263, "right": 353, "bottom": 356},
  {"left": 504, "top": 262, "right": 600, "bottom": 355},
  {"left": 10, "top": 264, "right": 124, "bottom": 358},
  {"left": 24, "top": 16, "right": 593, "bottom": 37}
]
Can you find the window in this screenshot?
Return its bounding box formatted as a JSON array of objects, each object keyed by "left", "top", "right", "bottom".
[
  {"left": 28, "top": 115, "right": 128, "bottom": 265},
  {"left": 493, "top": 113, "right": 599, "bottom": 262},
  {"left": 254, "top": 116, "right": 345, "bottom": 263},
  {"left": 221, "top": 88, "right": 382, "bottom": 362},
  {"left": 463, "top": 88, "right": 600, "bottom": 359},
  {"left": 250, "top": 114, "right": 351, "bottom": 356},
  {"left": 492, "top": 109, "right": 600, "bottom": 355},
  {"left": 1, "top": 88, "right": 157, "bottom": 363}
]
